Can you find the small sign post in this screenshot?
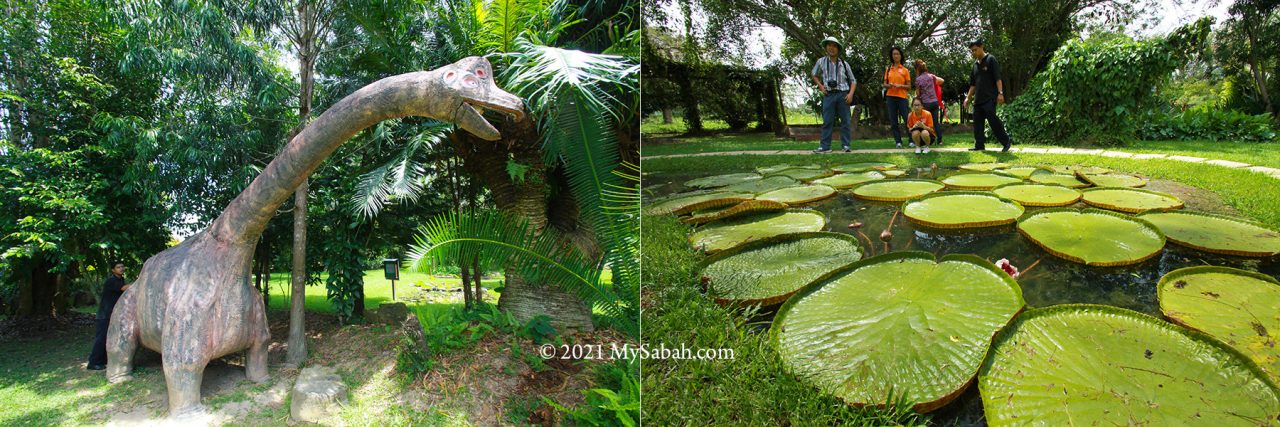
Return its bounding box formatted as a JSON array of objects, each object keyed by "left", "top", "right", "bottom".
[{"left": 383, "top": 259, "right": 400, "bottom": 300}]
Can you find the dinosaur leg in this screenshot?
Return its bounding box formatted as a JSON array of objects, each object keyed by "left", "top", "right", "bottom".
[
  {"left": 245, "top": 292, "right": 271, "bottom": 382},
  {"left": 163, "top": 358, "right": 209, "bottom": 417},
  {"left": 105, "top": 293, "right": 139, "bottom": 383}
]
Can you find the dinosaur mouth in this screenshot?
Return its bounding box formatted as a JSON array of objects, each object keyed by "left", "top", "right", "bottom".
[{"left": 454, "top": 94, "right": 525, "bottom": 141}]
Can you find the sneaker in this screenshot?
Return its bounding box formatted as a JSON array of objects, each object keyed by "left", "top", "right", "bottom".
[
  {"left": 915, "top": 148, "right": 922, "bottom": 154},
  {"left": 813, "top": 148, "right": 831, "bottom": 154},
  {"left": 842, "top": 147, "right": 852, "bottom": 153},
  {"left": 1001, "top": 145, "right": 1011, "bottom": 153},
  {"left": 968, "top": 147, "right": 984, "bottom": 151},
  {"left": 909, "top": 142, "right": 916, "bottom": 148},
  {"left": 87, "top": 364, "right": 105, "bottom": 371},
  {"left": 895, "top": 143, "right": 903, "bottom": 149},
  {"left": 923, "top": 147, "right": 931, "bottom": 153}
]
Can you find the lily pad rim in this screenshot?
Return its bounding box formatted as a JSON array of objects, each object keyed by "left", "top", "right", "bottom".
[
  {"left": 1157, "top": 265, "right": 1280, "bottom": 323},
  {"left": 1079, "top": 186, "right": 1186, "bottom": 213},
  {"left": 978, "top": 303, "right": 1280, "bottom": 400},
  {"left": 757, "top": 184, "right": 839, "bottom": 205},
  {"left": 990, "top": 182, "right": 1084, "bottom": 207},
  {"left": 831, "top": 162, "right": 899, "bottom": 173},
  {"left": 681, "top": 199, "right": 789, "bottom": 225},
  {"left": 1074, "top": 170, "right": 1148, "bottom": 188},
  {"left": 1015, "top": 207, "right": 1167, "bottom": 266},
  {"left": 683, "top": 172, "right": 764, "bottom": 189},
  {"left": 1137, "top": 210, "right": 1280, "bottom": 257},
  {"left": 940, "top": 172, "right": 1024, "bottom": 190},
  {"left": 847, "top": 178, "right": 947, "bottom": 202},
  {"left": 771, "top": 250, "right": 1026, "bottom": 411},
  {"left": 901, "top": 190, "right": 1027, "bottom": 229},
  {"left": 697, "top": 231, "right": 865, "bottom": 306}
]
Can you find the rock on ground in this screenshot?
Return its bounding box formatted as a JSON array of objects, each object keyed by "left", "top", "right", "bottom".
[{"left": 290, "top": 365, "right": 349, "bottom": 423}]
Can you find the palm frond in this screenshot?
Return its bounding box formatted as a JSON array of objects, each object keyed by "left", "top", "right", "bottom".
[
  {"left": 406, "top": 209, "right": 637, "bottom": 336},
  {"left": 347, "top": 121, "right": 451, "bottom": 219}
]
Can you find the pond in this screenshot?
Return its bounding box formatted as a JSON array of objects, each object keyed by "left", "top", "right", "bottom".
[{"left": 645, "top": 163, "right": 1280, "bottom": 425}]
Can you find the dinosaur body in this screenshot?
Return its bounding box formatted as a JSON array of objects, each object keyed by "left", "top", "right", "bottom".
[{"left": 104, "top": 57, "right": 524, "bottom": 417}]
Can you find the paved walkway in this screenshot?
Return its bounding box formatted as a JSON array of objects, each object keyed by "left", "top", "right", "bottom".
[{"left": 642, "top": 146, "right": 1280, "bottom": 180}]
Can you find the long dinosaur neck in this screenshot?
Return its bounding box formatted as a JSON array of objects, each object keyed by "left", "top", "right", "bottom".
[{"left": 207, "top": 71, "right": 441, "bottom": 245}]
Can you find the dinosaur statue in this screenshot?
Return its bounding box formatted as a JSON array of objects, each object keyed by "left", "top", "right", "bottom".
[{"left": 104, "top": 56, "right": 524, "bottom": 417}]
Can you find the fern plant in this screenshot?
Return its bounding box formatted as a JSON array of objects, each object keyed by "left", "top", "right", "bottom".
[{"left": 406, "top": 208, "right": 637, "bottom": 337}]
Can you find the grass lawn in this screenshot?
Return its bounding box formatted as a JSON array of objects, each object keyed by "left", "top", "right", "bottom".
[
  {"left": 259, "top": 269, "right": 503, "bottom": 315},
  {"left": 640, "top": 131, "right": 1280, "bottom": 169},
  {"left": 640, "top": 148, "right": 1280, "bottom": 422}
]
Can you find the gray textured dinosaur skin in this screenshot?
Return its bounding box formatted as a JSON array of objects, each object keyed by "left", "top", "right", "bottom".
[{"left": 104, "top": 57, "right": 524, "bottom": 417}]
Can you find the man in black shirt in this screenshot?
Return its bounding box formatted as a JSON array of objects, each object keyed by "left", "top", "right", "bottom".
[
  {"left": 87, "top": 262, "right": 130, "bottom": 370},
  {"left": 963, "top": 40, "right": 1012, "bottom": 152}
]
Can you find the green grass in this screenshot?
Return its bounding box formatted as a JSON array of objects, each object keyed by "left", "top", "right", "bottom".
[
  {"left": 640, "top": 131, "right": 1280, "bottom": 169},
  {"left": 640, "top": 148, "right": 1280, "bottom": 422},
  {"left": 640, "top": 214, "right": 928, "bottom": 425},
  {"left": 0, "top": 329, "right": 163, "bottom": 425},
  {"left": 260, "top": 269, "right": 502, "bottom": 315}
]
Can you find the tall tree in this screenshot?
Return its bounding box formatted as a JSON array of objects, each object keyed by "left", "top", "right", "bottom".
[{"left": 1, "top": 0, "right": 171, "bottom": 317}]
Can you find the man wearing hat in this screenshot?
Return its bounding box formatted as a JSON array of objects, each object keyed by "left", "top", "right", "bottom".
[
  {"left": 962, "top": 39, "right": 1012, "bottom": 152},
  {"left": 811, "top": 36, "right": 857, "bottom": 153}
]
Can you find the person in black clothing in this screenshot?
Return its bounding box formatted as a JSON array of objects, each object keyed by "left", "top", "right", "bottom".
[
  {"left": 963, "top": 40, "right": 1012, "bottom": 152},
  {"left": 87, "top": 262, "right": 130, "bottom": 370}
]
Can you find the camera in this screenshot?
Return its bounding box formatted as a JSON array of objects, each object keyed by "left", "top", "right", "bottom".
[{"left": 826, "top": 80, "right": 839, "bottom": 90}]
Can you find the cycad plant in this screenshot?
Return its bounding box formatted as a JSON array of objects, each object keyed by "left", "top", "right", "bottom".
[{"left": 350, "top": 0, "right": 640, "bottom": 336}]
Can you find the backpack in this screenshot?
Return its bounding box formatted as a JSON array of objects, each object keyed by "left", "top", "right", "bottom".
[{"left": 932, "top": 73, "right": 946, "bottom": 122}]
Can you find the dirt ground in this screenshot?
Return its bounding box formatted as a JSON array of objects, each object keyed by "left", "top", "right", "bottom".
[{"left": 2, "top": 307, "right": 619, "bottom": 426}]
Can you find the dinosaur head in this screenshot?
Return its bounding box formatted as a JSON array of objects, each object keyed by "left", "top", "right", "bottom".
[{"left": 434, "top": 56, "right": 525, "bottom": 141}]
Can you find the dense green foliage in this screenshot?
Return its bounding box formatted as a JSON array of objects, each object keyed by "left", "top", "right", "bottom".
[
  {"left": 1137, "top": 108, "right": 1277, "bottom": 142},
  {"left": 1001, "top": 20, "right": 1210, "bottom": 145},
  {"left": 0, "top": 0, "right": 176, "bottom": 315}
]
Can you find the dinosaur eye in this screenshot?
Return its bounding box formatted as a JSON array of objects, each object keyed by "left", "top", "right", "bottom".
[
  {"left": 462, "top": 75, "right": 478, "bottom": 88},
  {"left": 443, "top": 71, "right": 458, "bottom": 84},
  {"left": 474, "top": 68, "right": 487, "bottom": 79}
]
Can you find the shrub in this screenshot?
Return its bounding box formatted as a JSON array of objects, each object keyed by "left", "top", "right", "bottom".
[
  {"left": 1137, "top": 108, "right": 1277, "bottom": 141},
  {"left": 1002, "top": 19, "right": 1211, "bottom": 146}
]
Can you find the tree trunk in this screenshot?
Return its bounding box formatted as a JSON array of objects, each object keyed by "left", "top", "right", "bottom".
[
  {"left": 471, "top": 256, "right": 482, "bottom": 304},
  {"left": 287, "top": 178, "right": 308, "bottom": 366},
  {"left": 676, "top": 68, "right": 702, "bottom": 134},
  {"left": 452, "top": 119, "right": 593, "bottom": 332},
  {"left": 1246, "top": 29, "right": 1274, "bottom": 116},
  {"left": 460, "top": 255, "right": 473, "bottom": 309},
  {"left": 662, "top": 107, "right": 674, "bottom": 123}
]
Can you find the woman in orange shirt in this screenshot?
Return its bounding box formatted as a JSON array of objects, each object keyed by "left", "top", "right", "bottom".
[
  {"left": 884, "top": 46, "right": 912, "bottom": 149},
  {"left": 907, "top": 97, "right": 935, "bottom": 154}
]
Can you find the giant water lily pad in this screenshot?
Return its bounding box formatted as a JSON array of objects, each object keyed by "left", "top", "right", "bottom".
[
  {"left": 646, "top": 191, "right": 754, "bottom": 215},
  {"left": 701, "top": 232, "right": 863, "bottom": 306},
  {"left": 682, "top": 200, "right": 789, "bottom": 225},
  {"left": 758, "top": 164, "right": 820, "bottom": 175},
  {"left": 1159, "top": 266, "right": 1280, "bottom": 384},
  {"left": 689, "top": 210, "right": 827, "bottom": 253},
  {"left": 1077, "top": 172, "right": 1147, "bottom": 188},
  {"left": 1028, "top": 170, "right": 1090, "bottom": 188},
  {"left": 1138, "top": 211, "right": 1280, "bottom": 257},
  {"left": 1017, "top": 208, "right": 1165, "bottom": 266},
  {"left": 979, "top": 304, "right": 1280, "bottom": 426},
  {"left": 722, "top": 175, "right": 800, "bottom": 193},
  {"left": 684, "top": 173, "right": 762, "bottom": 189},
  {"left": 849, "top": 179, "right": 945, "bottom": 202},
  {"left": 813, "top": 171, "right": 885, "bottom": 189},
  {"left": 991, "top": 183, "right": 1082, "bottom": 207},
  {"left": 880, "top": 169, "right": 906, "bottom": 178},
  {"left": 1081, "top": 187, "right": 1184, "bottom": 213},
  {"left": 994, "top": 166, "right": 1044, "bottom": 179},
  {"left": 942, "top": 173, "right": 1022, "bottom": 190},
  {"left": 903, "top": 192, "right": 1025, "bottom": 229},
  {"left": 774, "top": 252, "right": 1024, "bottom": 412},
  {"left": 757, "top": 185, "right": 837, "bottom": 205},
  {"left": 958, "top": 162, "right": 1010, "bottom": 171},
  {"left": 832, "top": 162, "right": 897, "bottom": 173},
  {"left": 771, "top": 168, "right": 832, "bottom": 181}
]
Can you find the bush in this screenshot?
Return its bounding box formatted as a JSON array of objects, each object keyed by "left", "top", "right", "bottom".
[
  {"left": 1137, "top": 108, "right": 1277, "bottom": 141},
  {"left": 1002, "top": 19, "right": 1211, "bottom": 146}
]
